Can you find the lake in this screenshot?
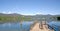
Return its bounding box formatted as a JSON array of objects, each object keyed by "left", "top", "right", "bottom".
[
  {"left": 0, "top": 21, "right": 33, "bottom": 31},
  {"left": 0, "top": 21, "right": 60, "bottom": 31},
  {"left": 47, "top": 21, "right": 60, "bottom": 31}
]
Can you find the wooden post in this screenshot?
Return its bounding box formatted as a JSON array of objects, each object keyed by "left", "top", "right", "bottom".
[{"left": 20, "top": 16, "right": 24, "bottom": 31}]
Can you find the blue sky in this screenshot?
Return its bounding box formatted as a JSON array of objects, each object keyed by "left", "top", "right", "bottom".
[{"left": 0, "top": 0, "right": 60, "bottom": 15}]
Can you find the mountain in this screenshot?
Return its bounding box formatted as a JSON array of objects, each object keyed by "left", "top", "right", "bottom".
[{"left": 0, "top": 13, "right": 60, "bottom": 23}]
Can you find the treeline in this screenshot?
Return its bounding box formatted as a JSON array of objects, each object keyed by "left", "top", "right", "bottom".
[{"left": 0, "top": 16, "right": 32, "bottom": 22}]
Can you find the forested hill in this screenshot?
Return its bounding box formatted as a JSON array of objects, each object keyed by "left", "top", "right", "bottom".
[
  {"left": 0, "top": 13, "right": 33, "bottom": 22},
  {"left": 0, "top": 13, "right": 60, "bottom": 23}
]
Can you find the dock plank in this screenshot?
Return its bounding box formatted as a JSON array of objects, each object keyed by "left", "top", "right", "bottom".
[{"left": 30, "top": 22, "right": 54, "bottom": 31}]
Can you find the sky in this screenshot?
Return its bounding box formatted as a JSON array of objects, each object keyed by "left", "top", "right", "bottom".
[{"left": 0, "top": 0, "right": 60, "bottom": 15}]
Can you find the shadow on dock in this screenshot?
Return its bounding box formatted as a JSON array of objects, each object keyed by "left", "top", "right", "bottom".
[{"left": 30, "top": 21, "right": 54, "bottom": 31}]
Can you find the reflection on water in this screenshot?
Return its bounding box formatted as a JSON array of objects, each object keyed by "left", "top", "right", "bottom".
[
  {"left": 0, "top": 21, "right": 33, "bottom": 31},
  {"left": 48, "top": 21, "right": 60, "bottom": 31},
  {"left": 0, "top": 22, "right": 20, "bottom": 31}
]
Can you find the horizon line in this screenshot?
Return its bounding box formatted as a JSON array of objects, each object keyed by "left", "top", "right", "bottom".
[{"left": 0, "top": 12, "right": 60, "bottom": 15}]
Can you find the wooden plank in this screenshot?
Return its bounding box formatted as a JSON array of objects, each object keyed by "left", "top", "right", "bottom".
[{"left": 30, "top": 21, "right": 54, "bottom": 31}]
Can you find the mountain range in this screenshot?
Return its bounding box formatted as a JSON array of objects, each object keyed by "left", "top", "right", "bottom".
[{"left": 0, "top": 13, "right": 60, "bottom": 23}]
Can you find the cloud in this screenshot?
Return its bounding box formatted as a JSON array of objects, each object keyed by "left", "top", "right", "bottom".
[
  {"left": 21, "top": 13, "right": 35, "bottom": 15},
  {"left": 7, "top": 11, "right": 12, "bottom": 14},
  {"left": 2, "top": 11, "right": 6, "bottom": 14},
  {"left": 36, "top": 13, "right": 43, "bottom": 14},
  {"left": 2, "top": 11, "right": 13, "bottom": 14}
]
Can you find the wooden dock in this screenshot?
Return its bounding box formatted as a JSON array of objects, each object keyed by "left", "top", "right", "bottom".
[{"left": 30, "top": 21, "right": 54, "bottom": 31}]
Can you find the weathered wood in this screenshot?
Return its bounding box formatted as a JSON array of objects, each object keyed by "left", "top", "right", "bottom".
[
  {"left": 30, "top": 21, "right": 38, "bottom": 30},
  {"left": 30, "top": 21, "right": 54, "bottom": 31}
]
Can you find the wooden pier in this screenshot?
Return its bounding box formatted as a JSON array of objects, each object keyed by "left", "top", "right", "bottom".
[{"left": 30, "top": 21, "right": 54, "bottom": 31}]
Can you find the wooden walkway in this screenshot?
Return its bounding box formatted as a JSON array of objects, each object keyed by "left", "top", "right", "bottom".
[{"left": 30, "top": 21, "right": 54, "bottom": 31}]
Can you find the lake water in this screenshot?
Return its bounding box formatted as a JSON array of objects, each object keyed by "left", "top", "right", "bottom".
[
  {"left": 47, "top": 21, "right": 60, "bottom": 31},
  {"left": 0, "top": 21, "right": 33, "bottom": 31},
  {"left": 0, "top": 21, "right": 60, "bottom": 31}
]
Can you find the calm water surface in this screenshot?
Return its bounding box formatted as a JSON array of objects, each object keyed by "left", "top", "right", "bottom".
[
  {"left": 0, "top": 21, "right": 33, "bottom": 31},
  {"left": 48, "top": 21, "right": 60, "bottom": 31}
]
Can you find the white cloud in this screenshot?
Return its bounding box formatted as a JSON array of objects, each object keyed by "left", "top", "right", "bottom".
[
  {"left": 36, "top": 13, "right": 43, "bottom": 14},
  {"left": 2, "top": 11, "right": 13, "bottom": 14},
  {"left": 7, "top": 11, "right": 12, "bottom": 14},
  {"left": 21, "top": 14, "right": 35, "bottom": 15},
  {"left": 2, "top": 11, "right": 6, "bottom": 14}
]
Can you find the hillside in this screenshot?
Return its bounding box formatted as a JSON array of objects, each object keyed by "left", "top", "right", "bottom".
[
  {"left": 0, "top": 13, "right": 32, "bottom": 22},
  {"left": 0, "top": 13, "right": 60, "bottom": 23}
]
